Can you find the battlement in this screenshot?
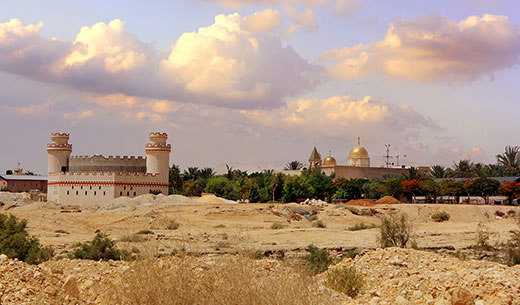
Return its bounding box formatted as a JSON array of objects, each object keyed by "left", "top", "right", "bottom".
[
  {"left": 149, "top": 132, "right": 168, "bottom": 137},
  {"left": 70, "top": 155, "right": 145, "bottom": 161}
]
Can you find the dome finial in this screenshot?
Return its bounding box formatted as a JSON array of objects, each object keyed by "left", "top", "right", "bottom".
[{"left": 357, "top": 136, "right": 360, "bottom": 146}]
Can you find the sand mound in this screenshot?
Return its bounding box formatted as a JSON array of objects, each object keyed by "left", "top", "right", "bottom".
[
  {"left": 376, "top": 196, "right": 402, "bottom": 205},
  {"left": 92, "top": 193, "right": 195, "bottom": 210},
  {"left": 345, "top": 199, "right": 375, "bottom": 206},
  {"left": 0, "top": 192, "right": 32, "bottom": 206},
  {"left": 197, "top": 194, "right": 227, "bottom": 204}
]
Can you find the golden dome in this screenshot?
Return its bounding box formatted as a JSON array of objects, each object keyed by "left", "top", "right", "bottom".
[
  {"left": 323, "top": 155, "right": 337, "bottom": 166},
  {"left": 348, "top": 146, "right": 369, "bottom": 159}
]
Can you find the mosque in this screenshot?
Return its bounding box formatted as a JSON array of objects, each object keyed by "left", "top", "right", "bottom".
[
  {"left": 47, "top": 132, "right": 170, "bottom": 204},
  {"left": 306, "top": 137, "right": 422, "bottom": 179}
]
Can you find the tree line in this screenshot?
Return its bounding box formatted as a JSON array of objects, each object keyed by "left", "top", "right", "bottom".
[{"left": 168, "top": 146, "right": 520, "bottom": 204}]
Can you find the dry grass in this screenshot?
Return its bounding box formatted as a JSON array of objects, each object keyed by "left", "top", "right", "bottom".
[{"left": 109, "top": 255, "right": 338, "bottom": 305}]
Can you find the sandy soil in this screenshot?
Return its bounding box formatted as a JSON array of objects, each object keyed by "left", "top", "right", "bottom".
[{"left": 2, "top": 195, "right": 519, "bottom": 256}]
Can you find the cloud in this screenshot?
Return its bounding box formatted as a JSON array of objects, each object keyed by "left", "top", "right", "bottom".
[
  {"left": 240, "top": 95, "right": 437, "bottom": 143},
  {"left": 0, "top": 14, "right": 324, "bottom": 109},
  {"left": 320, "top": 14, "right": 520, "bottom": 83},
  {"left": 283, "top": 4, "right": 318, "bottom": 37}
]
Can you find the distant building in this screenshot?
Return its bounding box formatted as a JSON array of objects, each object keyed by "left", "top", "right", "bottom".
[
  {"left": 0, "top": 170, "right": 47, "bottom": 192},
  {"left": 47, "top": 132, "right": 171, "bottom": 205},
  {"left": 301, "top": 138, "right": 428, "bottom": 179}
]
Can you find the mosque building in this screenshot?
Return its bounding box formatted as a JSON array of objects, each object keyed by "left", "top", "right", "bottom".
[
  {"left": 307, "top": 137, "right": 427, "bottom": 179},
  {"left": 47, "top": 132, "right": 171, "bottom": 204}
]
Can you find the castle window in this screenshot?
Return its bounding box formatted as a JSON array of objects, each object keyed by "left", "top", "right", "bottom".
[
  {"left": 72, "top": 186, "right": 74, "bottom": 189},
  {"left": 120, "top": 191, "right": 122, "bottom": 196},
  {"left": 81, "top": 186, "right": 83, "bottom": 190},
  {"left": 127, "top": 192, "right": 130, "bottom": 196},
  {"left": 124, "top": 186, "right": 126, "bottom": 190},
  {"left": 67, "top": 191, "right": 69, "bottom": 195},
  {"left": 36, "top": 183, "right": 40, "bottom": 188},
  {"left": 130, "top": 187, "right": 133, "bottom": 190},
  {"left": 76, "top": 191, "right": 78, "bottom": 195},
  {"left": 103, "top": 191, "right": 106, "bottom": 196},
  {"left": 94, "top": 191, "right": 97, "bottom": 196},
  {"left": 90, "top": 186, "right": 92, "bottom": 190},
  {"left": 85, "top": 191, "right": 87, "bottom": 195},
  {"left": 99, "top": 186, "right": 101, "bottom": 190},
  {"left": 134, "top": 192, "right": 136, "bottom": 196}
]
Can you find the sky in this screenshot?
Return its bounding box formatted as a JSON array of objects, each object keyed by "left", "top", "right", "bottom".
[{"left": 1, "top": 0, "right": 519, "bottom": 175}]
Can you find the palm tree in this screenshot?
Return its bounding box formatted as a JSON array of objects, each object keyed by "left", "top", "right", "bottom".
[
  {"left": 199, "top": 167, "right": 215, "bottom": 180},
  {"left": 284, "top": 161, "right": 303, "bottom": 170},
  {"left": 452, "top": 159, "right": 474, "bottom": 178},
  {"left": 430, "top": 165, "right": 447, "bottom": 178},
  {"left": 496, "top": 146, "right": 520, "bottom": 169}
]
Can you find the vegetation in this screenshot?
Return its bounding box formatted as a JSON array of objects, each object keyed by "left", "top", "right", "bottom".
[
  {"left": 270, "top": 222, "right": 284, "bottom": 229},
  {"left": 305, "top": 244, "right": 332, "bottom": 274},
  {"left": 312, "top": 220, "right": 326, "bottom": 228},
  {"left": 71, "top": 232, "right": 133, "bottom": 261},
  {"left": 326, "top": 266, "right": 365, "bottom": 298},
  {"left": 0, "top": 214, "right": 53, "bottom": 264},
  {"left": 505, "top": 228, "right": 520, "bottom": 265},
  {"left": 347, "top": 222, "right": 377, "bottom": 231},
  {"left": 136, "top": 230, "right": 154, "bottom": 235},
  {"left": 166, "top": 145, "right": 520, "bottom": 203},
  {"left": 110, "top": 255, "right": 336, "bottom": 305},
  {"left": 379, "top": 214, "right": 413, "bottom": 248},
  {"left": 166, "top": 220, "right": 180, "bottom": 230},
  {"left": 431, "top": 211, "right": 450, "bottom": 222}
]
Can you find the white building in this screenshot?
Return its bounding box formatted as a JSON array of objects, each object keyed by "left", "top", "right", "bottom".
[{"left": 47, "top": 132, "right": 171, "bottom": 204}]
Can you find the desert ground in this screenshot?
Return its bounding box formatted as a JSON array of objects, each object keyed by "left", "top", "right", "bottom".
[{"left": 1, "top": 192, "right": 520, "bottom": 304}]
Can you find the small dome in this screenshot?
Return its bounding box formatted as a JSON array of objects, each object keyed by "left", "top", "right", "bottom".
[
  {"left": 348, "top": 146, "right": 369, "bottom": 159},
  {"left": 323, "top": 155, "right": 337, "bottom": 166}
]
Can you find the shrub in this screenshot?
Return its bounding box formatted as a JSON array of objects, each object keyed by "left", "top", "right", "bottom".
[
  {"left": 109, "top": 255, "right": 336, "bottom": 304},
  {"left": 136, "top": 230, "right": 154, "bottom": 235},
  {"left": 326, "top": 266, "right": 365, "bottom": 298},
  {"left": 166, "top": 220, "right": 180, "bottom": 230},
  {"left": 306, "top": 244, "right": 331, "bottom": 274},
  {"left": 271, "top": 222, "right": 284, "bottom": 229},
  {"left": 72, "top": 232, "right": 133, "bottom": 261},
  {"left": 312, "top": 220, "right": 326, "bottom": 228},
  {"left": 214, "top": 224, "right": 226, "bottom": 228},
  {"left": 505, "top": 229, "right": 520, "bottom": 265},
  {"left": 204, "top": 177, "right": 240, "bottom": 200},
  {"left": 346, "top": 206, "right": 360, "bottom": 215},
  {"left": 55, "top": 229, "right": 70, "bottom": 234},
  {"left": 0, "top": 214, "right": 53, "bottom": 264},
  {"left": 119, "top": 235, "right": 147, "bottom": 243},
  {"left": 475, "top": 222, "right": 492, "bottom": 254},
  {"left": 379, "top": 214, "right": 413, "bottom": 248},
  {"left": 431, "top": 211, "right": 450, "bottom": 222},
  {"left": 347, "top": 222, "right": 376, "bottom": 231}
]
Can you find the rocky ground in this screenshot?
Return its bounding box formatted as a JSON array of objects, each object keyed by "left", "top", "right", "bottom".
[{"left": 1, "top": 192, "right": 520, "bottom": 304}]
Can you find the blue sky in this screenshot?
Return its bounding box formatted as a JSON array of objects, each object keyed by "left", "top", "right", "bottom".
[{"left": 1, "top": 0, "right": 519, "bottom": 174}]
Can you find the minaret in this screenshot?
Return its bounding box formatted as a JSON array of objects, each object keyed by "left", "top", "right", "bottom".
[
  {"left": 145, "top": 132, "right": 171, "bottom": 180},
  {"left": 47, "top": 133, "right": 72, "bottom": 174}
]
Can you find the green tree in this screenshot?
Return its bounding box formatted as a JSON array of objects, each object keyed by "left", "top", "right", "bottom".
[
  {"left": 496, "top": 146, "right": 520, "bottom": 169},
  {"left": 204, "top": 177, "right": 240, "bottom": 200},
  {"left": 452, "top": 159, "right": 474, "bottom": 178},
  {"left": 430, "top": 165, "right": 447, "bottom": 178},
  {"left": 284, "top": 161, "right": 304, "bottom": 170},
  {"left": 168, "top": 164, "right": 183, "bottom": 195},
  {"left": 470, "top": 178, "right": 500, "bottom": 204},
  {"left": 72, "top": 232, "right": 131, "bottom": 261},
  {"left": 0, "top": 214, "right": 53, "bottom": 264},
  {"left": 361, "top": 181, "right": 383, "bottom": 199},
  {"left": 332, "top": 178, "right": 367, "bottom": 200}
]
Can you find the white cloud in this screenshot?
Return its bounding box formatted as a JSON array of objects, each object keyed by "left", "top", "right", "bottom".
[
  {"left": 0, "top": 15, "right": 323, "bottom": 109},
  {"left": 320, "top": 14, "right": 520, "bottom": 83},
  {"left": 241, "top": 95, "right": 436, "bottom": 143}
]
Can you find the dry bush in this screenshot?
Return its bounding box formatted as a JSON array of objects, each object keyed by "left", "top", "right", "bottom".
[
  {"left": 431, "top": 211, "right": 450, "bottom": 222},
  {"left": 312, "top": 220, "right": 326, "bottom": 228},
  {"left": 326, "top": 266, "right": 365, "bottom": 298},
  {"left": 109, "top": 255, "right": 338, "bottom": 305},
  {"left": 347, "top": 222, "right": 376, "bottom": 231},
  {"left": 271, "top": 222, "right": 284, "bottom": 229},
  {"left": 379, "top": 213, "right": 413, "bottom": 248}
]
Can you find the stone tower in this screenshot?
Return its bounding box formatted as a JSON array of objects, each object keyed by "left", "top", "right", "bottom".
[
  {"left": 47, "top": 133, "right": 72, "bottom": 174},
  {"left": 145, "top": 132, "right": 171, "bottom": 178},
  {"left": 308, "top": 146, "right": 322, "bottom": 169}
]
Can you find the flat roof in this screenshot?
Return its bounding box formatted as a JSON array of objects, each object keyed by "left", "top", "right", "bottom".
[{"left": 0, "top": 175, "right": 48, "bottom": 181}]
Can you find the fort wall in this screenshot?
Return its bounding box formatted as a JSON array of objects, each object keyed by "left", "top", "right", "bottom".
[{"left": 69, "top": 155, "right": 146, "bottom": 173}]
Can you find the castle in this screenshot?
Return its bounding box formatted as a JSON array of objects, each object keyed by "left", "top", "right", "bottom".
[{"left": 47, "top": 132, "right": 171, "bottom": 204}]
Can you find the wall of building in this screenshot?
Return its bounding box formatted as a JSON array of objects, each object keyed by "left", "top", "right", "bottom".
[
  {"left": 323, "top": 166, "right": 409, "bottom": 180},
  {"left": 47, "top": 171, "right": 168, "bottom": 204},
  {"left": 1, "top": 179, "right": 47, "bottom": 192},
  {"left": 69, "top": 155, "right": 146, "bottom": 173}
]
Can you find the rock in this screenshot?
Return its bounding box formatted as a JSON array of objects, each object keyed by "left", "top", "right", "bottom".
[
  {"left": 451, "top": 287, "right": 474, "bottom": 305},
  {"left": 475, "top": 301, "right": 484, "bottom": 305},
  {"left": 413, "top": 290, "right": 424, "bottom": 299},
  {"left": 63, "top": 275, "right": 80, "bottom": 299},
  {"left": 395, "top": 295, "right": 410, "bottom": 305},
  {"left": 0, "top": 254, "right": 8, "bottom": 262},
  {"left": 44, "top": 286, "right": 56, "bottom": 296}
]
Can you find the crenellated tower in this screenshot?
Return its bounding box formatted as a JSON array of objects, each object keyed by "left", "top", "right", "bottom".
[
  {"left": 47, "top": 133, "right": 72, "bottom": 174},
  {"left": 145, "top": 132, "right": 171, "bottom": 179}
]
